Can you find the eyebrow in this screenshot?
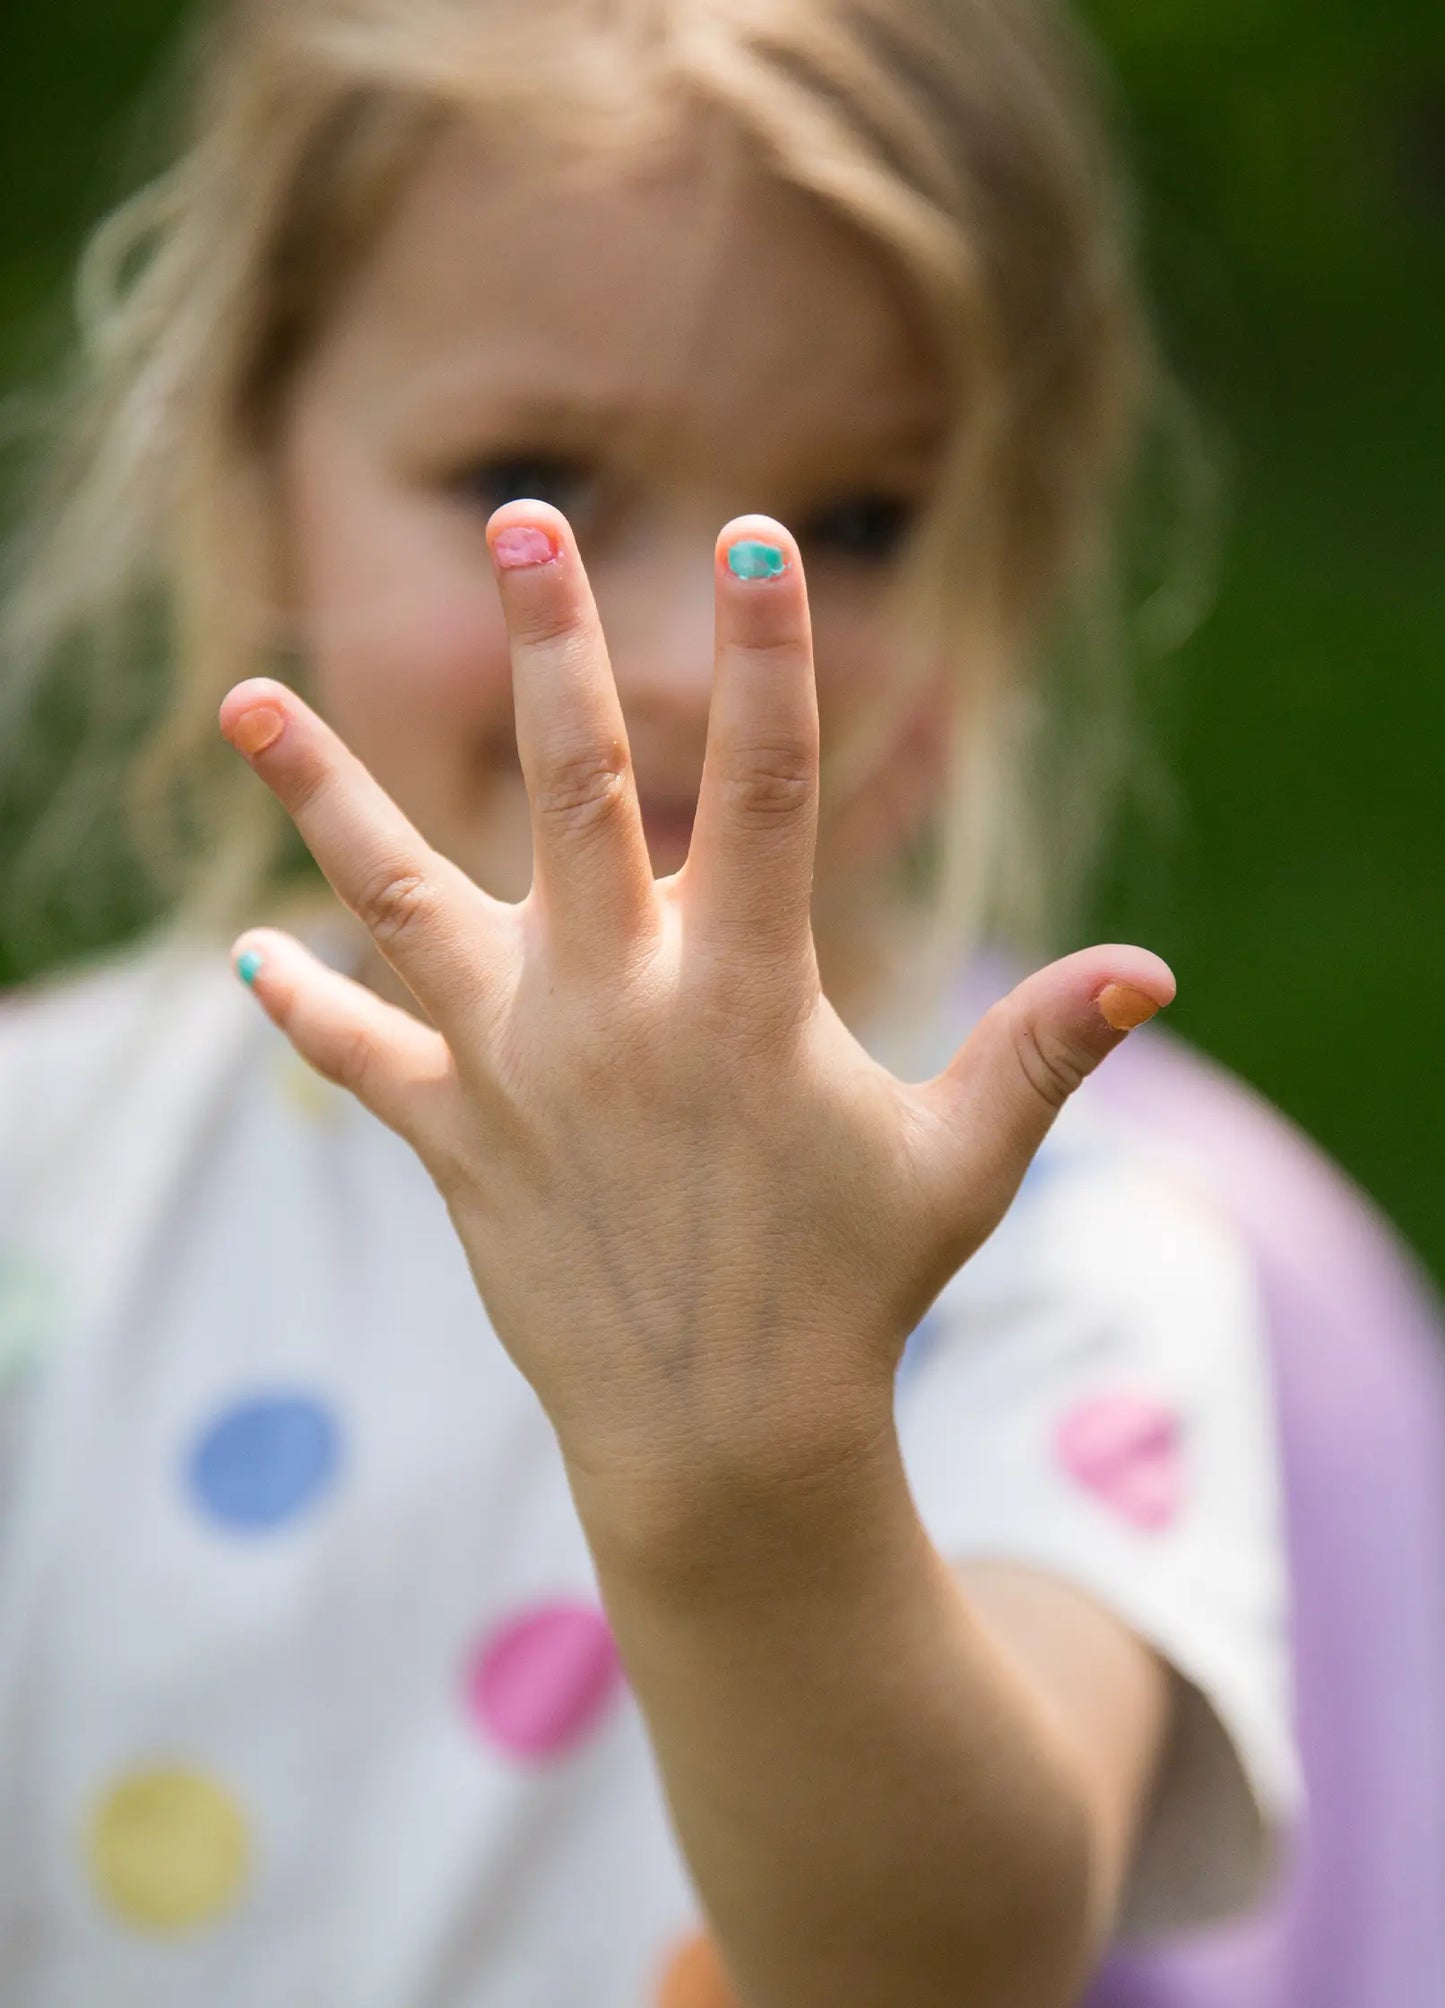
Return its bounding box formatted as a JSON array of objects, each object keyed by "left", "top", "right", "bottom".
[
  {"left": 405, "top": 385, "right": 945, "bottom": 459},
  {"left": 383, "top": 343, "right": 949, "bottom": 482},
  {"left": 436, "top": 386, "right": 639, "bottom": 438}
]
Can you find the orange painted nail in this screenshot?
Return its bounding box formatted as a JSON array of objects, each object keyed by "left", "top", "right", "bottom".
[
  {"left": 1096, "top": 982, "right": 1162, "bottom": 1033},
  {"left": 232, "top": 705, "right": 286, "bottom": 756}
]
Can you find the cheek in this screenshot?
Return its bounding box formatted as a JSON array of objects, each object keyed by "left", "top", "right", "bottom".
[
  {"left": 319, "top": 581, "right": 513, "bottom": 764},
  {"left": 809, "top": 591, "right": 877, "bottom": 711},
  {"left": 811, "top": 596, "right": 952, "bottom": 874},
  {"left": 285, "top": 443, "right": 516, "bottom": 777}
]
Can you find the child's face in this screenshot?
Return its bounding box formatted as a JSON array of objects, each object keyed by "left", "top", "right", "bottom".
[{"left": 270, "top": 120, "right": 949, "bottom": 930}]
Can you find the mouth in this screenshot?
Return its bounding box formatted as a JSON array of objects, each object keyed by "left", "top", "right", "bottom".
[
  {"left": 492, "top": 746, "right": 696, "bottom": 848},
  {"left": 637, "top": 797, "right": 696, "bottom": 852}
]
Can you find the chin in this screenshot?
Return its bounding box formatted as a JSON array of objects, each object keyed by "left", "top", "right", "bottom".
[
  {"left": 640, "top": 813, "right": 695, "bottom": 871},
  {"left": 647, "top": 840, "right": 690, "bottom": 875}
]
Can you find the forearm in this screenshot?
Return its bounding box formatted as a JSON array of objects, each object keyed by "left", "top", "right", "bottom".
[{"left": 565, "top": 1422, "right": 1103, "bottom": 2008}]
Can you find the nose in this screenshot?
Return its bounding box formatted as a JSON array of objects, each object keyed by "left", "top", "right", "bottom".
[{"left": 593, "top": 522, "right": 716, "bottom": 778}]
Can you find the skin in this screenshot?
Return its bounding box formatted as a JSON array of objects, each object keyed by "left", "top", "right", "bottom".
[
  {"left": 232, "top": 123, "right": 1175, "bottom": 2005},
  {"left": 266, "top": 125, "right": 952, "bottom": 1028}
]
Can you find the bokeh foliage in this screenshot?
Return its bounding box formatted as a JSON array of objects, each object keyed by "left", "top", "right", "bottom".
[{"left": 1, "top": 0, "right": 1441, "bottom": 1284}]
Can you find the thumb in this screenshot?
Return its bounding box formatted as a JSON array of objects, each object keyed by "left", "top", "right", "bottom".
[{"left": 921, "top": 944, "right": 1176, "bottom": 1246}]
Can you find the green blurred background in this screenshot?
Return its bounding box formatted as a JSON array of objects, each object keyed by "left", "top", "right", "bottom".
[{"left": 1, "top": 0, "right": 1442, "bottom": 1287}]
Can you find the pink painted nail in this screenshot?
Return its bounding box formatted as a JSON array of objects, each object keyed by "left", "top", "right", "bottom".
[{"left": 492, "top": 525, "right": 561, "bottom": 570}]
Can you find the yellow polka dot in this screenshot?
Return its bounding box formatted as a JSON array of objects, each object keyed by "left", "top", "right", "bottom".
[{"left": 87, "top": 1767, "right": 249, "bottom": 1932}]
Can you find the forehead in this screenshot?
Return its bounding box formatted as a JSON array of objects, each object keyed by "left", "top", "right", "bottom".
[{"left": 309, "top": 117, "right": 945, "bottom": 468}]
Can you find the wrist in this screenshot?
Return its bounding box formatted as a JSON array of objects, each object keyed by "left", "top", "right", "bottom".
[{"left": 560, "top": 1393, "right": 913, "bottom": 1607}]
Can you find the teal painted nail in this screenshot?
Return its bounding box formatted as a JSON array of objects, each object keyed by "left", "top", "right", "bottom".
[
  {"left": 727, "top": 539, "right": 786, "bottom": 581},
  {"left": 236, "top": 949, "right": 264, "bottom": 988}
]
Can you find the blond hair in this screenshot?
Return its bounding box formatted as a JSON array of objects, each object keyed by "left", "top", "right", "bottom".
[{"left": 0, "top": 0, "right": 1207, "bottom": 1042}]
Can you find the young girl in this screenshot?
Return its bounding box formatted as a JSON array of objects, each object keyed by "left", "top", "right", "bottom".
[{"left": 0, "top": 1, "right": 1302, "bottom": 2002}]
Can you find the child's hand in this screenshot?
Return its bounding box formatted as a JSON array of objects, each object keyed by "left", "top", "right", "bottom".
[{"left": 218, "top": 504, "right": 1172, "bottom": 1525}]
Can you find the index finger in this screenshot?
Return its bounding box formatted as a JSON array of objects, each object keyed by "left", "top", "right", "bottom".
[{"left": 218, "top": 678, "right": 509, "bottom": 1040}]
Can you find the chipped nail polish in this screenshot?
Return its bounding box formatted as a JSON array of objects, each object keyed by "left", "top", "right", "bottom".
[
  {"left": 235, "top": 949, "right": 264, "bottom": 988},
  {"left": 1096, "top": 982, "right": 1160, "bottom": 1032},
  {"left": 493, "top": 525, "right": 560, "bottom": 570},
  {"left": 726, "top": 539, "right": 786, "bottom": 581},
  {"left": 232, "top": 706, "right": 286, "bottom": 757}
]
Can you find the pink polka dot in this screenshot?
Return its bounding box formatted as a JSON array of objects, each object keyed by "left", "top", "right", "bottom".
[
  {"left": 1054, "top": 1393, "right": 1185, "bottom": 1531},
  {"left": 462, "top": 1600, "right": 623, "bottom": 1759}
]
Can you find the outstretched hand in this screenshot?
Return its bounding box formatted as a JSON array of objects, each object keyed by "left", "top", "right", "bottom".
[{"left": 218, "top": 503, "right": 1172, "bottom": 1516}]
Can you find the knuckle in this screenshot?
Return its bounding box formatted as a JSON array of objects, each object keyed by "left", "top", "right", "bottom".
[
  {"left": 287, "top": 759, "right": 333, "bottom": 821},
  {"left": 426, "top": 1125, "right": 480, "bottom": 1208},
  {"left": 323, "top": 1019, "right": 381, "bottom": 1097},
  {"left": 681, "top": 949, "right": 806, "bottom": 1062},
  {"left": 723, "top": 743, "right": 814, "bottom": 823},
  {"left": 354, "top": 863, "right": 443, "bottom": 949},
  {"left": 533, "top": 745, "right": 631, "bottom": 830},
  {"left": 516, "top": 605, "right": 591, "bottom": 655},
  {"left": 1003, "top": 1004, "right": 1088, "bottom": 1113}
]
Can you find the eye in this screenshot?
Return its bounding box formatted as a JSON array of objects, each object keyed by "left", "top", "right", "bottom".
[
  {"left": 799, "top": 493, "right": 916, "bottom": 563},
  {"left": 453, "top": 453, "right": 597, "bottom": 526}
]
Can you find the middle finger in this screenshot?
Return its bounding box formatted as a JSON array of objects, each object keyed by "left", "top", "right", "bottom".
[{"left": 486, "top": 500, "right": 657, "bottom": 974}]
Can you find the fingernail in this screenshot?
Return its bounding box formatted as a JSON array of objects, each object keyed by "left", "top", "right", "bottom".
[
  {"left": 726, "top": 539, "right": 787, "bottom": 581},
  {"left": 232, "top": 706, "right": 286, "bottom": 756},
  {"left": 235, "top": 948, "right": 264, "bottom": 988},
  {"left": 492, "top": 525, "right": 560, "bottom": 570},
  {"left": 1096, "top": 982, "right": 1161, "bottom": 1032}
]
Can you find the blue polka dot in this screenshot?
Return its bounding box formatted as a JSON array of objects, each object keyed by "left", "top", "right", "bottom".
[{"left": 187, "top": 1392, "right": 341, "bottom": 1532}]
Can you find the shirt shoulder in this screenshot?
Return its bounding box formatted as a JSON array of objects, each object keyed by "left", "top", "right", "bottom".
[
  {"left": 0, "top": 938, "right": 172, "bottom": 1248},
  {"left": 0, "top": 938, "right": 172, "bottom": 1122},
  {"left": 894, "top": 1069, "right": 1302, "bottom": 1945},
  {"left": 0, "top": 930, "right": 254, "bottom": 1368}
]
